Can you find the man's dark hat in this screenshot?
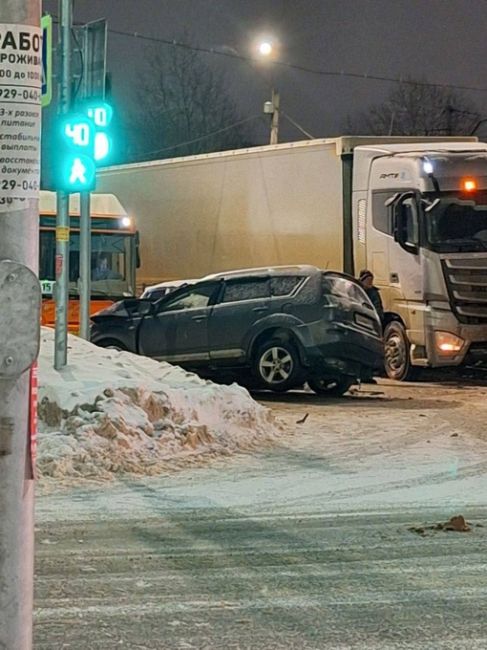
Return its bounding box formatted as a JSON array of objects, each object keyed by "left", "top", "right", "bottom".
[{"left": 359, "top": 269, "right": 373, "bottom": 281}]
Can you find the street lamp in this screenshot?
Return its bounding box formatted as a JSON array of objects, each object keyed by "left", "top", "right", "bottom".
[{"left": 258, "top": 41, "right": 273, "bottom": 57}]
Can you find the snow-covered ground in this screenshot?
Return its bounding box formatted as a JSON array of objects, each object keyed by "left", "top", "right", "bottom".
[
  {"left": 35, "top": 381, "right": 487, "bottom": 649},
  {"left": 37, "top": 328, "right": 278, "bottom": 484}
]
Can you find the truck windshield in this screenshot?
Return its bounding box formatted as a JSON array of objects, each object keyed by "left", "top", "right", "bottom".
[
  {"left": 423, "top": 191, "right": 487, "bottom": 253},
  {"left": 40, "top": 231, "right": 134, "bottom": 298}
]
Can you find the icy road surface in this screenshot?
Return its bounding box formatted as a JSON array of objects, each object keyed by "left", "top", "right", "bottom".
[{"left": 35, "top": 379, "right": 487, "bottom": 649}]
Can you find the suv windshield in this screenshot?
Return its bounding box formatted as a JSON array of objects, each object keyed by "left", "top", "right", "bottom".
[{"left": 423, "top": 190, "right": 487, "bottom": 253}]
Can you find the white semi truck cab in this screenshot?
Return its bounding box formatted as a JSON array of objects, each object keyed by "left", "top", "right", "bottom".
[
  {"left": 353, "top": 142, "right": 487, "bottom": 379},
  {"left": 98, "top": 135, "right": 487, "bottom": 381}
]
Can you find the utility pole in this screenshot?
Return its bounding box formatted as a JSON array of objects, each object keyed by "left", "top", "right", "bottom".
[
  {"left": 0, "top": 1, "right": 42, "bottom": 649},
  {"left": 270, "top": 88, "right": 280, "bottom": 145},
  {"left": 54, "top": 0, "right": 73, "bottom": 368},
  {"left": 263, "top": 89, "right": 280, "bottom": 145}
]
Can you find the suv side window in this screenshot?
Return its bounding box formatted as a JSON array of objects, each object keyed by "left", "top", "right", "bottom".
[
  {"left": 159, "top": 283, "right": 217, "bottom": 312},
  {"left": 372, "top": 191, "right": 395, "bottom": 235},
  {"left": 146, "top": 288, "right": 168, "bottom": 301},
  {"left": 221, "top": 277, "right": 270, "bottom": 303},
  {"left": 270, "top": 276, "right": 302, "bottom": 296}
]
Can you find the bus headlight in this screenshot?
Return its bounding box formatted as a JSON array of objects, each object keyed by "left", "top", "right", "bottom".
[
  {"left": 121, "top": 216, "right": 132, "bottom": 228},
  {"left": 434, "top": 331, "right": 464, "bottom": 355}
]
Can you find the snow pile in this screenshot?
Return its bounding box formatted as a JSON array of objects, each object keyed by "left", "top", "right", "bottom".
[{"left": 37, "top": 328, "right": 278, "bottom": 483}]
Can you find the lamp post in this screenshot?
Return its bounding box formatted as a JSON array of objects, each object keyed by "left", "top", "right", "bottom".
[{"left": 257, "top": 40, "right": 280, "bottom": 145}]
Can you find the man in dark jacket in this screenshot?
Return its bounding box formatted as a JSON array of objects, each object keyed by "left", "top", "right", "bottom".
[{"left": 359, "top": 269, "right": 384, "bottom": 325}]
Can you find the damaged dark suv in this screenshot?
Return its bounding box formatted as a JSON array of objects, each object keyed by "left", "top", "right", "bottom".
[{"left": 90, "top": 265, "right": 383, "bottom": 396}]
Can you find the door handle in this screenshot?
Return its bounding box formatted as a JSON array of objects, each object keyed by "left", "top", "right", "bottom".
[
  {"left": 192, "top": 315, "right": 207, "bottom": 322},
  {"left": 252, "top": 306, "right": 268, "bottom": 313}
]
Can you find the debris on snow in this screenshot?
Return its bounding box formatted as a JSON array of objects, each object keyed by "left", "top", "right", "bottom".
[
  {"left": 409, "top": 514, "right": 472, "bottom": 536},
  {"left": 37, "top": 328, "right": 279, "bottom": 483},
  {"left": 408, "top": 526, "right": 427, "bottom": 537},
  {"left": 443, "top": 514, "right": 471, "bottom": 532}
]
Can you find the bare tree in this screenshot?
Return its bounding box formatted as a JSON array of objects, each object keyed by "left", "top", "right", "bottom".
[
  {"left": 128, "top": 37, "right": 252, "bottom": 161},
  {"left": 346, "top": 79, "right": 480, "bottom": 136}
]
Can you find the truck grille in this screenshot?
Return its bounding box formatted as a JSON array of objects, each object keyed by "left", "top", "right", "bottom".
[{"left": 443, "top": 257, "right": 487, "bottom": 324}]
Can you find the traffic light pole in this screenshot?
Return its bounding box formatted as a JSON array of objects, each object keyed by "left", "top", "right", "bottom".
[
  {"left": 0, "top": 1, "right": 42, "bottom": 648},
  {"left": 54, "top": 0, "right": 73, "bottom": 369},
  {"left": 79, "top": 191, "right": 91, "bottom": 340}
]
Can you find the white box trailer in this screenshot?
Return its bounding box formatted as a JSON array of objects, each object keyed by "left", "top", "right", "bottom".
[
  {"left": 99, "top": 136, "right": 487, "bottom": 381},
  {"left": 99, "top": 139, "right": 354, "bottom": 287}
]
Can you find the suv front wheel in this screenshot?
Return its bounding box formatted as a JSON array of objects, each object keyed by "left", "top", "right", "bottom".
[{"left": 254, "top": 338, "right": 302, "bottom": 392}]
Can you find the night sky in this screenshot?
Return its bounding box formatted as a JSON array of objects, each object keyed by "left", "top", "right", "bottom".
[{"left": 42, "top": 0, "right": 487, "bottom": 147}]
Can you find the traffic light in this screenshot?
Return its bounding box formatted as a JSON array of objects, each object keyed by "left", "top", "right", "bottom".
[
  {"left": 84, "top": 102, "right": 113, "bottom": 163},
  {"left": 53, "top": 102, "right": 113, "bottom": 193},
  {"left": 55, "top": 113, "right": 96, "bottom": 192}
]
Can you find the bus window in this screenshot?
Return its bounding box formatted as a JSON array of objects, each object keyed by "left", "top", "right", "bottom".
[{"left": 39, "top": 230, "right": 133, "bottom": 299}]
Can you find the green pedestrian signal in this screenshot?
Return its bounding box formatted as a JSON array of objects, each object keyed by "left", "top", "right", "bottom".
[
  {"left": 61, "top": 155, "right": 97, "bottom": 193},
  {"left": 53, "top": 103, "right": 114, "bottom": 192},
  {"left": 55, "top": 113, "right": 96, "bottom": 192}
]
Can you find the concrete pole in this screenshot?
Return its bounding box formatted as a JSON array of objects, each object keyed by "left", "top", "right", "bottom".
[
  {"left": 0, "top": 1, "right": 41, "bottom": 648},
  {"left": 79, "top": 191, "right": 91, "bottom": 339},
  {"left": 54, "top": 0, "right": 72, "bottom": 368},
  {"left": 270, "top": 88, "right": 280, "bottom": 145}
]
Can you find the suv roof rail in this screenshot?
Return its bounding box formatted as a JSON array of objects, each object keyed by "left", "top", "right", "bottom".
[{"left": 203, "top": 264, "right": 321, "bottom": 280}]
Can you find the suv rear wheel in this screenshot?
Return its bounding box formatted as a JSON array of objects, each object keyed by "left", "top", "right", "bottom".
[
  {"left": 308, "top": 377, "right": 354, "bottom": 397},
  {"left": 254, "top": 339, "right": 302, "bottom": 392}
]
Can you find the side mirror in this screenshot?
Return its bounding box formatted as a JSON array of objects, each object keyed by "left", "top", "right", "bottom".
[
  {"left": 392, "top": 193, "right": 419, "bottom": 255},
  {"left": 138, "top": 299, "right": 154, "bottom": 316}
]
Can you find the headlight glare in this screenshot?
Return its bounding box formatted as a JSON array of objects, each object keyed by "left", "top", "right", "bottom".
[{"left": 434, "top": 331, "right": 464, "bottom": 355}]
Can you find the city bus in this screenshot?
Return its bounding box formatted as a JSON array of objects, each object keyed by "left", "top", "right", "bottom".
[{"left": 39, "top": 191, "right": 139, "bottom": 333}]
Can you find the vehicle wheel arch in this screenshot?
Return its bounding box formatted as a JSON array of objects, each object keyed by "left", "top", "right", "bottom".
[
  {"left": 249, "top": 327, "right": 305, "bottom": 364},
  {"left": 383, "top": 311, "right": 404, "bottom": 328},
  {"left": 93, "top": 338, "right": 128, "bottom": 352}
]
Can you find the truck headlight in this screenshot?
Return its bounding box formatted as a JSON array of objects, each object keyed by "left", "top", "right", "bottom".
[{"left": 434, "top": 331, "right": 464, "bottom": 355}]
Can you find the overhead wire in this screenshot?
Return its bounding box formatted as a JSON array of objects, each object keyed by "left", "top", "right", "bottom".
[
  {"left": 132, "top": 114, "right": 262, "bottom": 161},
  {"left": 49, "top": 14, "right": 487, "bottom": 95},
  {"left": 281, "top": 112, "right": 314, "bottom": 139},
  {"left": 48, "top": 13, "right": 487, "bottom": 157},
  {"left": 106, "top": 27, "right": 487, "bottom": 95}
]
